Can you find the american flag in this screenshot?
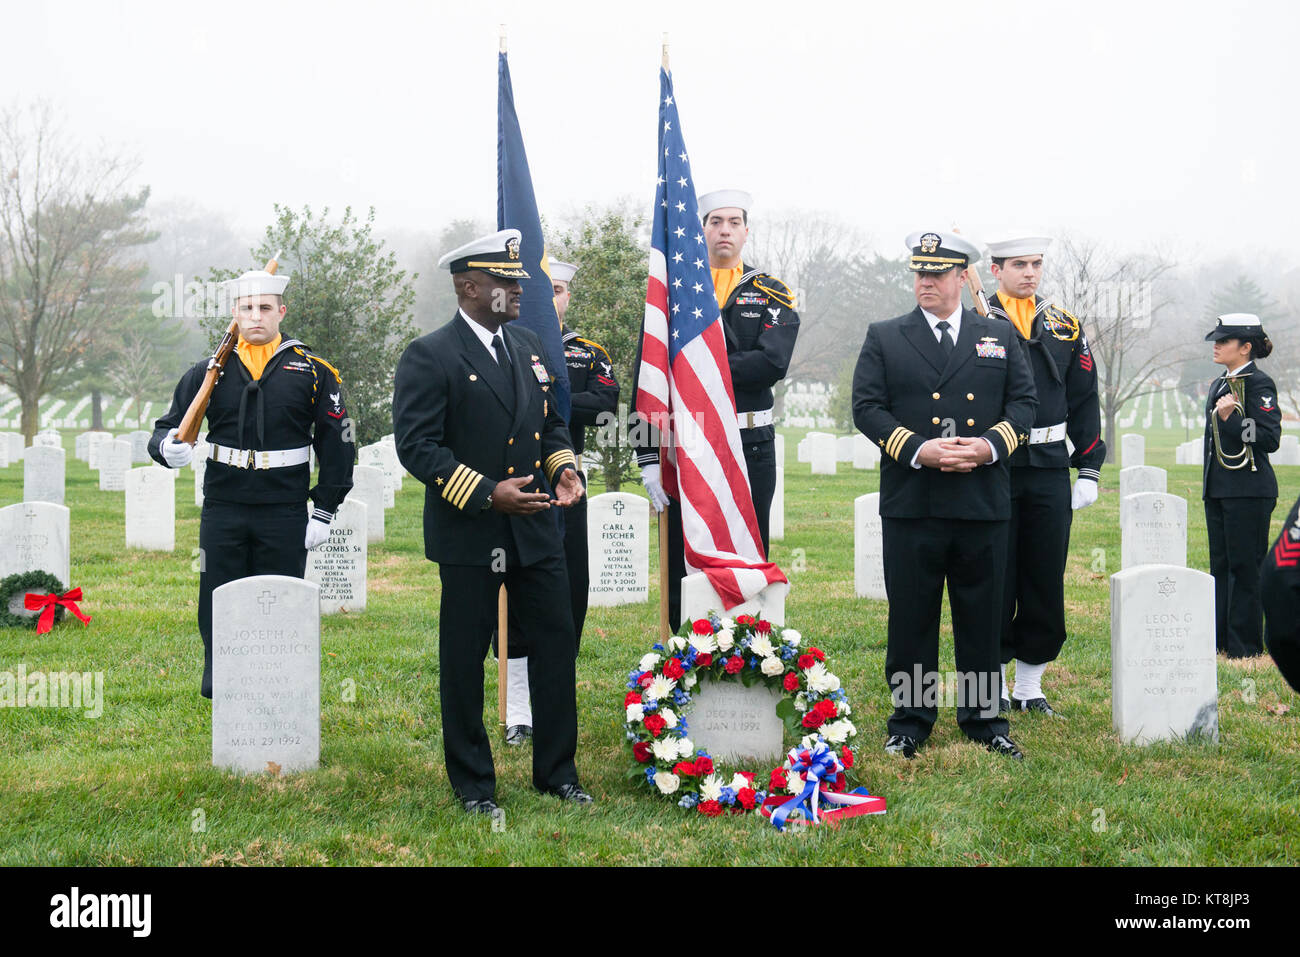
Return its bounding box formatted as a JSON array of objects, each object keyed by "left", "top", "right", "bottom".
[{"left": 634, "top": 67, "right": 787, "bottom": 609}]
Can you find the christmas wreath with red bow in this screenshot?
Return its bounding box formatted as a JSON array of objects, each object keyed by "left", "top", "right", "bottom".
[{"left": 0, "top": 571, "right": 91, "bottom": 633}]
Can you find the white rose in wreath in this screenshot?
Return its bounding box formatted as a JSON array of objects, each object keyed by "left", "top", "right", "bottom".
[
  {"left": 655, "top": 772, "right": 680, "bottom": 795},
  {"left": 677, "top": 737, "right": 694, "bottom": 757},
  {"left": 639, "top": 652, "right": 662, "bottom": 672},
  {"left": 661, "top": 707, "right": 678, "bottom": 729},
  {"left": 760, "top": 656, "right": 784, "bottom": 677},
  {"left": 683, "top": 673, "right": 697, "bottom": 690},
  {"left": 668, "top": 635, "right": 688, "bottom": 652},
  {"left": 626, "top": 703, "right": 644, "bottom": 722},
  {"left": 781, "top": 628, "right": 802, "bottom": 647},
  {"left": 729, "top": 773, "right": 750, "bottom": 792},
  {"left": 716, "top": 629, "right": 735, "bottom": 652}
]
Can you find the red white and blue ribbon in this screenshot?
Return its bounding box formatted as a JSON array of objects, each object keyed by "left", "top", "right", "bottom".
[{"left": 766, "top": 742, "right": 884, "bottom": 831}]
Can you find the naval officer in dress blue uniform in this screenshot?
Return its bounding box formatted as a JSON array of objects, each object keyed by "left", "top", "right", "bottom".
[
  {"left": 392, "top": 229, "right": 592, "bottom": 814},
  {"left": 852, "top": 230, "right": 1037, "bottom": 760}
]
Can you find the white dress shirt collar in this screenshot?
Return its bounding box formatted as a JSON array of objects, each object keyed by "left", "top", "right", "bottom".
[
  {"left": 921, "top": 303, "right": 963, "bottom": 343},
  {"left": 460, "top": 308, "right": 509, "bottom": 363}
]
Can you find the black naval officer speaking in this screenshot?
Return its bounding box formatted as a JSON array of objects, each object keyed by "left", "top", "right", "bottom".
[
  {"left": 150, "top": 263, "right": 355, "bottom": 699},
  {"left": 392, "top": 228, "right": 592, "bottom": 815},
  {"left": 852, "top": 230, "right": 1037, "bottom": 761}
]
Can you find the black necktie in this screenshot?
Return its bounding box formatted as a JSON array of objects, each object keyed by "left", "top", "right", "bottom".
[
  {"left": 492, "top": 334, "right": 512, "bottom": 373},
  {"left": 936, "top": 320, "right": 955, "bottom": 359}
]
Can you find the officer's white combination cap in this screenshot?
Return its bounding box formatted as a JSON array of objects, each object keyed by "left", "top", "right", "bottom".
[
  {"left": 904, "top": 230, "right": 981, "bottom": 272},
  {"left": 985, "top": 233, "right": 1054, "bottom": 258},
  {"left": 697, "top": 189, "right": 752, "bottom": 217},
  {"left": 549, "top": 260, "right": 578, "bottom": 284},
  {"left": 1205, "top": 313, "right": 1265, "bottom": 342},
  {"left": 222, "top": 269, "right": 289, "bottom": 300},
  {"left": 438, "top": 228, "right": 530, "bottom": 279}
]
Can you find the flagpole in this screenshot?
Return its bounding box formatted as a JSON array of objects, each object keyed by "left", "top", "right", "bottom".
[
  {"left": 497, "top": 20, "right": 508, "bottom": 732},
  {"left": 658, "top": 34, "right": 671, "bottom": 645}
]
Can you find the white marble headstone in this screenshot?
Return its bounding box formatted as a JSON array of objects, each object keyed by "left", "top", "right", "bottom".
[
  {"left": 2, "top": 432, "right": 23, "bottom": 463},
  {"left": 86, "top": 432, "right": 113, "bottom": 469},
  {"left": 0, "top": 439, "right": 8, "bottom": 469},
  {"left": 126, "top": 430, "right": 153, "bottom": 464},
  {"left": 1277, "top": 434, "right": 1300, "bottom": 466},
  {"left": 770, "top": 433, "right": 785, "bottom": 542},
  {"left": 852, "top": 433, "right": 880, "bottom": 470},
  {"left": 687, "top": 676, "right": 785, "bottom": 765},
  {"left": 1121, "top": 433, "right": 1145, "bottom": 469},
  {"left": 587, "top": 492, "right": 649, "bottom": 606},
  {"left": 193, "top": 456, "right": 206, "bottom": 507},
  {"left": 836, "top": 435, "right": 855, "bottom": 462},
  {"left": 854, "top": 492, "right": 887, "bottom": 600},
  {"left": 34, "top": 432, "right": 61, "bottom": 449},
  {"left": 680, "top": 572, "right": 787, "bottom": 626},
  {"left": 359, "top": 444, "right": 396, "bottom": 508},
  {"left": 808, "top": 432, "right": 836, "bottom": 475},
  {"left": 306, "top": 498, "right": 367, "bottom": 614},
  {"left": 98, "top": 440, "right": 132, "bottom": 491},
  {"left": 797, "top": 437, "right": 810, "bottom": 464},
  {"left": 1111, "top": 564, "right": 1217, "bottom": 745},
  {"left": 1119, "top": 465, "right": 1166, "bottom": 501},
  {"left": 0, "top": 502, "right": 71, "bottom": 587},
  {"left": 212, "top": 575, "right": 320, "bottom": 774},
  {"left": 346, "top": 465, "right": 385, "bottom": 544},
  {"left": 125, "top": 466, "right": 176, "bottom": 551},
  {"left": 1120, "top": 492, "right": 1187, "bottom": 569},
  {"left": 23, "top": 446, "right": 65, "bottom": 505}
]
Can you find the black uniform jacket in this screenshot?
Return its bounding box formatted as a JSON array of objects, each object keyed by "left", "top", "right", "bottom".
[
  {"left": 149, "top": 337, "right": 354, "bottom": 511},
  {"left": 562, "top": 326, "right": 619, "bottom": 458},
  {"left": 1201, "top": 361, "right": 1282, "bottom": 499},
  {"left": 852, "top": 306, "right": 1037, "bottom": 521},
  {"left": 392, "top": 313, "right": 578, "bottom": 567},
  {"left": 988, "top": 293, "right": 1105, "bottom": 480},
  {"left": 720, "top": 264, "right": 800, "bottom": 444},
  {"left": 631, "top": 263, "right": 799, "bottom": 468}
]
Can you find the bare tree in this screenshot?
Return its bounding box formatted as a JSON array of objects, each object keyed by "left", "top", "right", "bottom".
[
  {"left": 1045, "top": 235, "right": 1185, "bottom": 454},
  {"left": 0, "top": 103, "right": 152, "bottom": 442}
]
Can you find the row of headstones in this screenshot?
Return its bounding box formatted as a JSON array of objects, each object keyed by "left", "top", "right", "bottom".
[
  {"left": 795, "top": 431, "right": 882, "bottom": 475},
  {"left": 1124, "top": 432, "right": 1300, "bottom": 469}
]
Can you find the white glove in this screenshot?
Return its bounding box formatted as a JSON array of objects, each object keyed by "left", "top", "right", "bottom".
[
  {"left": 1071, "top": 478, "right": 1098, "bottom": 510},
  {"left": 305, "top": 511, "right": 333, "bottom": 550},
  {"left": 640, "top": 464, "right": 670, "bottom": 513},
  {"left": 161, "top": 428, "right": 193, "bottom": 468}
]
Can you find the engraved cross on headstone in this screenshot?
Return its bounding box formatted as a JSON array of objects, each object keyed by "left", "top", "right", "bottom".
[
  {"left": 258, "top": 590, "right": 277, "bottom": 614},
  {"left": 612, "top": 500, "right": 625, "bottom": 516}
]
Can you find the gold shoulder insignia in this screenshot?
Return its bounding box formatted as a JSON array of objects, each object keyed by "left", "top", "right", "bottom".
[
  {"left": 307, "top": 352, "right": 344, "bottom": 383},
  {"left": 753, "top": 274, "right": 796, "bottom": 309},
  {"left": 1042, "top": 304, "right": 1080, "bottom": 342}
]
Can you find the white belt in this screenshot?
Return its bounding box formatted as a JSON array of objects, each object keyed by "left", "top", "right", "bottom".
[
  {"left": 737, "top": 408, "right": 775, "bottom": 429},
  {"left": 209, "top": 443, "right": 311, "bottom": 469},
  {"left": 1028, "top": 422, "right": 1067, "bottom": 445}
]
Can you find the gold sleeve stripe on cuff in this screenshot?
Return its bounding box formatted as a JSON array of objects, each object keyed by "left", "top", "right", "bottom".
[
  {"left": 885, "top": 427, "right": 913, "bottom": 461},
  {"left": 544, "top": 449, "right": 576, "bottom": 479},
  {"left": 443, "top": 465, "right": 480, "bottom": 509},
  {"left": 993, "top": 422, "right": 1018, "bottom": 453}
]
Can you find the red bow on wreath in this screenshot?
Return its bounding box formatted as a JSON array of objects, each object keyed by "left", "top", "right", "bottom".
[{"left": 24, "top": 588, "right": 92, "bottom": 635}]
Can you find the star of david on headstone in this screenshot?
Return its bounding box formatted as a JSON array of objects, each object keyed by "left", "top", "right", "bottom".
[
  {"left": 258, "top": 590, "right": 278, "bottom": 614},
  {"left": 1157, "top": 578, "right": 1176, "bottom": 597}
]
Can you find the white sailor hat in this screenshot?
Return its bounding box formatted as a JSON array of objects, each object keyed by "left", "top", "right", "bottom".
[
  {"left": 438, "top": 228, "right": 530, "bottom": 280},
  {"left": 549, "top": 259, "right": 578, "bottom": 284},
  {"left": 222, "top": 269, "right": 289, "bottom": 301},
  {"left": 985, "top": 233, "right": 1054, "bottom": 259},
  {"left": 1205, "top": 313, "right": 1266, "bottom": 342},
  {"left": 904, "top": 230, "right": 981, "bottom": 272},
  {"left": 697, "top": 189, "right": 752, "bottom": 218}
]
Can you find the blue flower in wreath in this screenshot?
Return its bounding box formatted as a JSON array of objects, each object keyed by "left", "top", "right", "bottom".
[
  {"left": 678, "top": 793, "right": 699, "bottom": 810},
  {"left": 720, "top": 787, "right": 737, "bottom": 805},
  {"left": 645, "top": 768, "right": 657, "bottom": 784}
]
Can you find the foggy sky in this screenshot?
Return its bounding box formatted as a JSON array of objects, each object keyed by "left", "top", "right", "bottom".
[{"left": 6, "top": 0, "right": 1297, "bottom": 267}]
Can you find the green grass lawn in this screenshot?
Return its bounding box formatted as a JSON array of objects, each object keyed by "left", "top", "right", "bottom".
[{"left": 1, "top": 427, "right": 1298, "bottom": 866}]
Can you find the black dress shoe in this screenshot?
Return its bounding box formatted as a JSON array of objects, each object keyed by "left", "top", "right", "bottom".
[
  {"left": 462, "top": 798, "right": 501, "bottom": 815},
  {"left": 999, "top": 697, "right": 1011, "bottom": 716},
  {"left": 546, "top": 782, "right": 594, "bottom": 805},
  {"left": 505, "top": 724, "right": 532, "bottom": 746},
  {"left": 1011, "top": 696, "right": 1064, "bottom": 718},
  {"left": 985, "top": 734, "right": 1024, "bottom": 760},
  {"left": 884, "top": 734, "right": 919, "bottom": 758}
]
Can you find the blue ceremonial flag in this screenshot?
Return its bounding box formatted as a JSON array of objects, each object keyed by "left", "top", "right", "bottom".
[{"left": 497, "top": 50, "right": 571, "bottom": 422}]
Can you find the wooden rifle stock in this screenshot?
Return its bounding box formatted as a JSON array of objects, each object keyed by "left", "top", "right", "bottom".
[
  {"left": 951, "top": 226, "right": 990, "bottom": 317},
  {"left": 175, "top": 252, "right": 281, "bottom": 445}
]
